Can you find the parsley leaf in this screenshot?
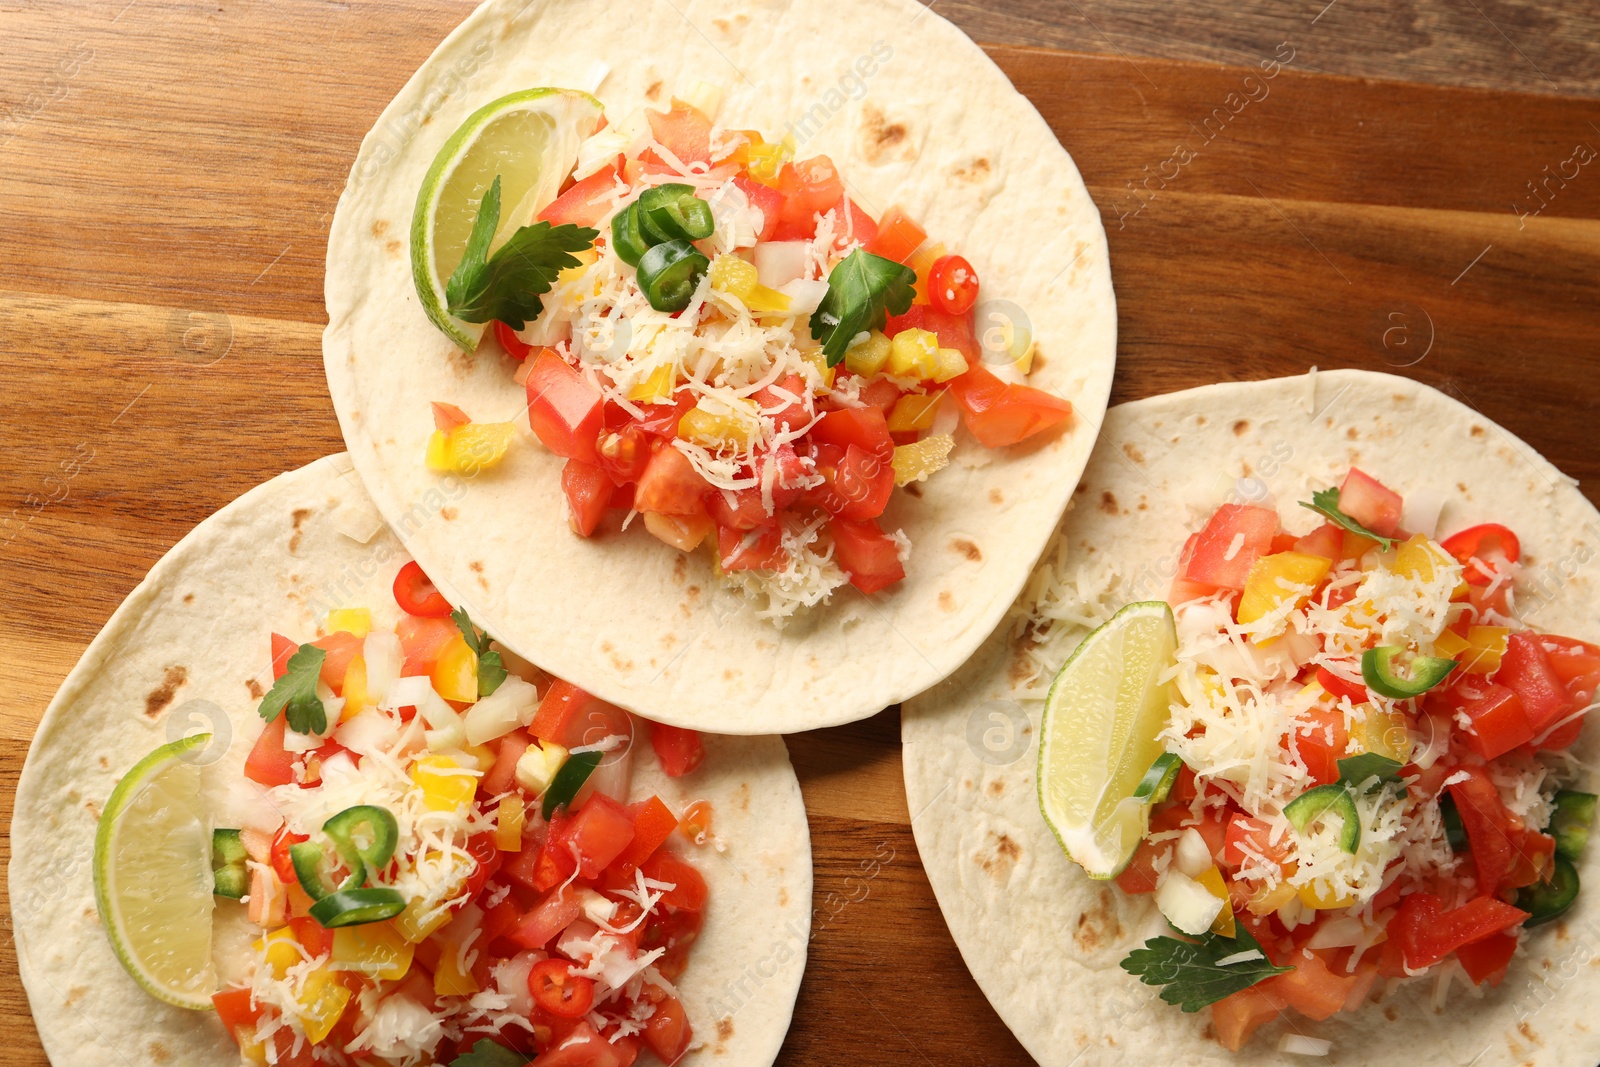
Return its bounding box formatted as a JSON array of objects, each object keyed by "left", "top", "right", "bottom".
[
  {"left": 452, "top": 606, "right": 507, "bottom": 697},
  {"left": 1337, "top": 752, "right": 1407, "bottom": 796},
  {"left": 810, "top": 249, "right": 916, "bottom": 366},
  {"left": 1299, "top": 486, "right": 1397, "bottom": 550},
  {"left": 257, "top": 643, "right": 328, "bottom": 735},
  {"left": 1120, "top": 923, "right": 1292, "bottom": 1012},
  {"left": 448, "top": 1040, "right": 527, "bottom": 1067},
  {"left": 444, "top": 174, "right": 598, "bottom": 329}
]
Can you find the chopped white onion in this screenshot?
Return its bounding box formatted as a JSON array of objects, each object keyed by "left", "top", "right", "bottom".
[
  {"left": 1279, "top": 1035, "right": 1331, "bottom": 1056},
  {"left": 1155, "top": 870, "right": 1223, "bottom": 936},
  {"left": 336, "top": 707, "right": 401, "bottom": 757},
  {"left": 778, "top": 278, "right": 829, "bottom": 316},
  {"left": 754, "top": 241, "right": 808, "bottom": 288},
  {"left": 362, "top": 630, "right": 403, "bottom": 704},
  {"left": 1174, "top": 827, "right": 1213, "bottom": 879},
  {"left": 464, "top": 676, "right": 539, "bottom": 746},
  {"left": 1403, "top": 485, "right": 1447, "bottom": 539}
]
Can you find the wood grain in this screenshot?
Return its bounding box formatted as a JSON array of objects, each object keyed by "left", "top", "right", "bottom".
[{"left": 1, "top": 2, "right": 1598, "bottom": 1065}]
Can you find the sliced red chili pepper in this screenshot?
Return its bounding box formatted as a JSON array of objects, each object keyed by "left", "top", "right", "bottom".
[
  {"left": 392, "top": 560, "right": 452, "bottom": 618},
  {"left": 528, "top": 958, "right": 596, "bottom": 1018},
  {"left": 1440, "top": 523, "right": 1521, "bottom": 586}
]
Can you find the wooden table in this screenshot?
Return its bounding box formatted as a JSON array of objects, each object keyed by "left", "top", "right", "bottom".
[{"left": 2, "top": 2, "right": 1598, "bottom": 1064}]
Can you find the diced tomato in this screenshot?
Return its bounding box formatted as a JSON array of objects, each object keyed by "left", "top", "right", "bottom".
[
  {"left": 310, "top": 630, "right": 363, "bottom": 691},
  {"left": 635, "top": 445, "right": 711, "bottom": 515},
  {"left": 245, "top": 716, "right": 297, "bottom": 787},
  {"left": 731, "top": 175, "right": 781, "bottom": 242},
  {"left": 641, "top": 851, "right": 708, "bottom": 911},
  {"left": 1504, "top": 829, "right": 1556, "bottom": 891},
  {"left": 509, "top": 886, "right": 583, "bottom": 950},
  {"left": 1180, "top": 504, "right": 1279, "bottom": 591},
  {"left": 706, "top": 487, "right": 775, "bottom": 531},
  {"left": 493, "top": 320, "right": 534, "bottom": 361},
  {"left": 1166, "top": 544, "right": 1220, "bottom": 607},
  {"left": 1268, "top": 532, "right": 1300, "bottom": 555},
  {"left": 1498, "top": 632, "right": 1572, "bottom": 734},
  {"left": 1262, "top": 947, "right": 1355, "bottom": 1021},
  {"left": 883, "top": 303, "right": 977, "bottom": 362},
  {"left": 1388, "top": 892, "right": 1529, "bottom": 970},
  {"left": 213, "top": 988, "right": 262, "bottom": 1045},
  {"left": 946, "top": 363, "right": 1072, "bottom": 448},
  {"left": 830, "top": 516, "right": 906, "bottom": 595},
  {"left": 561, "top": 459, "right": 614, "bottom": 538},
  {"left": 864, "top": 206, "right": 926, "bottom": 264},
  {"left": 1447, "top": 768, "right": 1517, "bottom": 894},
  {"left": 646, "top": 101, "right": 713, "bottom": 166},
  {"left": 287, "top": 916, "right": 334, "bottom": 959},
  {"left": 1293, "top": 705, "right": 1349, "bottom": 786},
  {"left": 432, "top": 401, "right": 471, "bottom": 433},
  {"left": 531, "top": 680, "right": 590, "bottom": 746},
  {"left": 1211, "top": 985, "right": 1287, "bottom": 1052},
  {"left": 631, "top": 392, "right": 698, "bottom": 439},
  {"left": 854, "top": 377, "right": 904, "bottom": 415},
  {"left": 928, "top": 254, "right": 979, "bottom": 316},
  {"left": 270, "top": 632, "right": 297, "bottom": 680},
  {"left": 482, "top": 731, "right": 531, "bottom": 800},
  {"left": 1440, "top": 523, "right": 1521, "bottom": 585},
  {"left": 270, "top": 825, "right": 308, "bottom": 885},
  {"left": 568, "top": 795, "right": 636, "bottom": 879},
  {"left": 752, "top": 374, "right": 811, "bottom": 433},
  {"left": 1313, "top": 666, "right": 1368, "bottom": 704},
  {"left": 608, "top": 797, "right": 679, "bottom": 877},
  {"left": 530, "top": 811, "right": 579, "bottom": 892},
  {"left": 1338, "top": 468, "right": 1403, "bottom": 537},
  {"left": 651, "top": 724, "right": 705, "bottom": 778},
  {"left": 716, "top": 524, "right": 786, "bottom": 572},
  {"left": 1458, "top": 682, "right": 1533, "bottom": 759},
  {"left": 1293, "top": 521, "right": 1346, "bottom": 563},
  {"left": 642, "top": 991, "right": 692, "bottom": 1065},
  {"left": 774, "top": 156, "right": 844, "bottom": 236},
  {"left": 831, "top": 197, "right": 879, "bottom": 254},
  {"left": 1455, "top": 930, "right": 1518, "bottom": 986},
  {"left": 538, "top": 166, "right": 621, "bottom": 228},
  {"left": 830, "top": 445, "right": 894, "bottom": 521},
  {"left": 393, "top": 560, "right": 452, "bottom": 618},
  {"left": 1535, "top": 634, "right": 1600, "bottom": 747},
  {"left": 810, "top": 407, "right": 894, "bottom": 463},
  {"left": 397, "top": 614, "right": 458, "bottom": 677},
  {"left": 1222, "top": 814, "right": 1294, "bottom": 872},
  {"left": 526, "top": 351, "right": 605, "bottom": 465},
  {"left": 532, "top": 1022, "right": 639, "bottom": 1067},
  {"left": 1115, "top": 837, "right": 1170, "bottom": 895},
  {"left": 761, "top": 443, "right": 806, "bottom": 510},
  {"left": 595, "top": 422, "right": 651, "bottom": 485},
  {"left": 529, "top": 958, "right": 597, "bottom": 1019}
]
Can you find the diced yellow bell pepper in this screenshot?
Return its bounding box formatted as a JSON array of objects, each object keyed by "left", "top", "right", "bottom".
[
  {"left": 891, "top": 434, "right": 954, "bottom": 486},
  {"left": 238, "top": 1038, "right": 269, "bottom": 1067},
  {"left": 433, "top": 941, "right": 481, "bottom": 997},
  {"left": 411, "top": 754, "right": 478, "bottom": 813},
  {"left": 393, "top": 899, "right": 453, "bottom": 944},
  {"left": 930, "top": 347, "right": 969, "bottom": 384},
  {"left": 1242, "top": 878, "right": 1299, "bottom": 917},
  {"left": 643, "top": 510, "right": 714, "bottom": 552},
  {"left": 745, "top": 283, "right": 792, "bottom": 314},
  {"left": 297, "top": 969, "right": 352, "bottom": 1045},
  {"left": 1195, "top": 866, "right": 1237, "bottom": 937},
  {"left": 745, "top": 134, "right": 794, "bottom": 185},
  {"left": 1444, "top": 625, "right": 1509, "bottom": 674},
  {"left": 516, "top": 741, "right": 568, "bottom": 796},
  {"left": 326, "top": 608, "right": 372, "bottom": 638},
  {"left": 710, "top": 254, "right": 757, "bottom": 299},
  {"left": 463, "top": 743, "right": 496, "bottom": 773},
  {"left": 678, "top": 400, "right": 759, "bottom": 449},
  {"left": 425, "top": 430, "right": 453, "bottom": 472},
  {"left": 800, "top": 349, "right": 835, "bottom": 395},
  {"left": 427, "top": 423, "right": 516, "bottom": 475},
  {"left": 1237, "top": 551, "right": 1333, "bottom": 627},
  {"left": 431, "top": 634, "right": 478, "bottom": 704},
  {"left": 341, "top": 655, "right": 372, "bottom": 723},
  {"left": 1393, "top": 533, "right": 1470, "bottom": 598},
  {"left": 1351, "top": 703, "right": 1410, "bottom": 762},
  {"left": 887, "top": 328, "right": 940, "bottom": 380},
  {"left": 628, "top": 363, "right": 677, "bottom": 403},
  {"left": 907, "top": 242, "right": 946, "bottom": 306},
  {"left": 1298, "top": 881, "right": 1355, "bottom": 910},
  {"left": 886, "top": 392, "right": 943, "bottom": 433},
  {"left": 254, "top": 926, "right": 303, "bottom": 981},
  {"left": 844, "top": 331, "right": 891, "bottom": 377},
  {"left": 331, "top": 921, "right": 414, "bottom": 982},
  {"left": 495, "top": 795, "right": 526, "bottom": 851}
]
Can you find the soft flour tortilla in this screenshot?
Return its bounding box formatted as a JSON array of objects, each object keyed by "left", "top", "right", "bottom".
[
  {"left": 902, "top": 370, "right": 1600, "bottom": 1066},
  {"left": 10, "top": 454, "right": 810, "bottom": 1067},
  {"left": 322, "top": 0, "right": 1116, "bottom": 733}
]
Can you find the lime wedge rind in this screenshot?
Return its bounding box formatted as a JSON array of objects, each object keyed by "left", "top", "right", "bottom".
[
  {"left": 93, "top": 732, "right": 218, "bottom": 1011},
  {"left": 1037, "top": 601, "right": 1178, "bottom": 879},
  {"left": 410, "top": 87, "right": 604, "bottom": 351}
]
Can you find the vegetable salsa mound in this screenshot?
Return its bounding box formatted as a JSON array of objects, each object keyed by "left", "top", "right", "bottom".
[
  {"left": 423, "top": 91, "right": 1073, "bottom": 620},
  {"left": 1042, "top": 468, "right": 1598, "bottom": 1052},
  {"left": 215, "top": 561, "right": 714, "bottom": 1066}
]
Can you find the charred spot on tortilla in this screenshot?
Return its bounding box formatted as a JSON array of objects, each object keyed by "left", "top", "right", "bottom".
[
  {"left": 717, "top": 1017, "right": 735, "bottom": 1042},
  {"left": 143, "top": 665, "right": 188, "bottom": 718},
  {"left": 148, "top": 1040, "right": 171, "bottom": 1064},
  {"left": 84, "top": 799, "right": 101, "bottom": 819},
  {"left": 987, "top": 779, "right": 1004, "bottom": 797},
  {"left": 950, "top": 537, "right": 982, "bottom": 562},
  {"left": 1071, "top": 888, "right": 1124, "bottom": 952},
  {"left": 1347, "top": 425, "right": 1359, "bottom": 440},
  {"left": 951, "top": 157, "right": 992, "bottom": 183},
  {"left": 1232, "top": 419, "right": 1249, "bottom": 436},
  {"left": 98, "top": 757, "right": 109, "bottom": 770},
  {"left": 182, "top": 592, "right": 194, "bottom": 604},
  {"left": 673, "top": 555, "right": 688, "bottom": 582},
  {"left": 288, "top": 507, "right": 313, "bottom": 553},
  {"left": 859, "top": 102, "right": 913, "bottom": 165},
  {"left": 441, "top": 506, "right": 458, "bottom": 521},
  {"left": 1472, "top": 424, "right": 1487, "bottom": 437},
  {"left": 989, "top": 488, "right": 1004, "bottom": 504},
  {"left": 976, "top": 831, "right": 1022, "bottom": 876},
  {"left": 1123, "top": 443, "right": 1145, "bottom": 465},
  {"left": 939, "top": 590, "right": 955, "bottom": 611},
  {"left": 645, "top": 80, "right": 662, "bottom": 101},
  {"left": 1099, "top": 490, "right": 1118, "bottom": 515},
  {"left": 371, "top": 219, "right": 390, "bottom": 239},
  {"left": 469, "top": 560, "right": 484, "bottom": 572},
  {"left": 246, "top": 678, "right": 264, "bottom": 699},
  {"left": 385, "top": 239, "right": 403, "bottom": 258}
]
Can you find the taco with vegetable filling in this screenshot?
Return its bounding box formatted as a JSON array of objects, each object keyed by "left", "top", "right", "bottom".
[
  {"left": 903, "top": 370, "right": 1600, "bottom": 1064},
  {"left": 323, "top": 0, "right": 1116, "bottom": 734},
  {"left": 10, "top": 455, "right": 810, "bottom": 1067}
]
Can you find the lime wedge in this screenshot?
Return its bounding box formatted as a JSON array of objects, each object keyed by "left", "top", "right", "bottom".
[
  {"left": 93, "top": 733, "right": 218, "bottom": 1010},
  {"left": 410, "top": 88, "right": 604, "bottom": 350},
  {"left": 1038, "top": 601, "right": 1178, "bottom": 878}
]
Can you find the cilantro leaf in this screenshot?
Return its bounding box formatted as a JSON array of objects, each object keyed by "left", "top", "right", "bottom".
[
  {"left": 452, "top": 606, "right": 507, "bottom": 697},
  {"left": 1337, "top": 752, "right": 1407, "bottom": 795},
  {"left": 1299, "top": 486, "right": 1397, "bottom": 550},
  {"left": 257, "top": 643, "right": 328, "bottom": 735},
  {"left": 1120, "top": 923, "right": 1292, "bottom": 1012},
  {"left": 444, "top": 174, "right": 598, "bottom": 329},
  {"left": 448, "top": 1040, "right": 527, "bottom": 1067},
  {"left": 810, "top": 249, "right": 916, "bottom": 366}
]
